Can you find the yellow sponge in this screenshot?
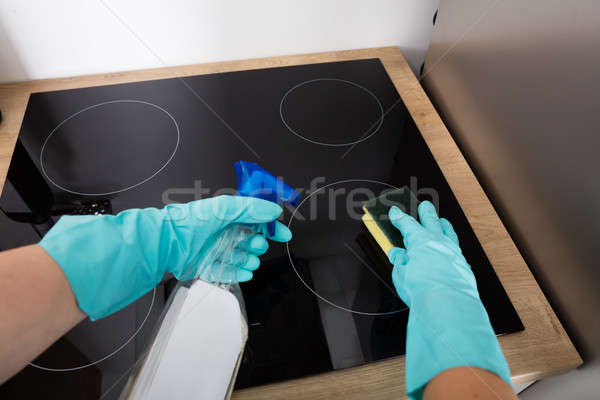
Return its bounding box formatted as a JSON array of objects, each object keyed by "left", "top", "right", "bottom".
[
  {"left": 361, "top": 213, "right": 395, "bottom": 256},
  {"left": 361, "top": 186, "right": 417, "bottom": 257}
]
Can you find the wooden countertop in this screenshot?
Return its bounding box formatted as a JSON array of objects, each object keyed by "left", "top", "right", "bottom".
[{"left": 0, "top": 47, "right": 581, "bottom": 398}]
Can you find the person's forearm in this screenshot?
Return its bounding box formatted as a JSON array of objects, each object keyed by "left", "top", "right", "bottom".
[
  {"left": 424, "top": 367, "right": 516, "bottom": 400},
  {"left": 0, "top": 244, "right": 85, "bottom": 383}
]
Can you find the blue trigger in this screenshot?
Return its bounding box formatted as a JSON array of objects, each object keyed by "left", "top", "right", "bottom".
[{"left": 233, "top": 161, "right": 300, "bottom": 236}]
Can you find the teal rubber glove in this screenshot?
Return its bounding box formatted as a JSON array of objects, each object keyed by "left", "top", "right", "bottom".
[
  {"left": 39, "top": 195, "right": 292, "bottom": 321},
  {"left": 388, "top": 201, "right": 511, "bottom": 399}
]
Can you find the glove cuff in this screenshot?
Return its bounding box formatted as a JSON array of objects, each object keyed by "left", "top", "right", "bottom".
[
  {"left": 405, "top": 290, "right": 512, "bottom": 399},
  {"left": 40, "top": 210, "right": 167, "bottom": 320}
]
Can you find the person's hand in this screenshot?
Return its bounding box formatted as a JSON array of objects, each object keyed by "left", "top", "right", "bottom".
[
  {"left": 39, "top": 195, "right": 291, "bottom": 321},
  {"left": 387, "top": 201, "right": 511, "bottom": 399},
  {"left": 388, "top": 201, "right": 474, "bottom": 307}
]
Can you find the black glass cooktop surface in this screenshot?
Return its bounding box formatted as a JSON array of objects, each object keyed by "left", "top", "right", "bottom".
[{"left": 0, "top": 58, "right": 523, "bottom": 398}]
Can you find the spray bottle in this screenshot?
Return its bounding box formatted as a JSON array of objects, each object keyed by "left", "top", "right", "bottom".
[{"left": 194, "top": 161, "right": 300, "bottom": 286}]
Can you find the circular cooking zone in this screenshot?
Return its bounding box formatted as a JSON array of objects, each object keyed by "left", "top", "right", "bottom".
[
  {"left": 40, "top": 100, "right": 180, "bottom": 196},
  {"left": 286, "top": 179, "right": 409, "bottom": 315},
  {"left": 279, "top": 78, "right": 384, "bottom": 146}
]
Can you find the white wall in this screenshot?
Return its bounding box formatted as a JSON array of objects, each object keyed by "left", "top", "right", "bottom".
[{"left": 0, "top": 0, "right": 439, "bottom": 83}]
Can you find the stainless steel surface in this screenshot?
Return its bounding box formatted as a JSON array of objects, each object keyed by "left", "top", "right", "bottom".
[{"left": 422, "top": 0, "right": 600, "bottom": 391}]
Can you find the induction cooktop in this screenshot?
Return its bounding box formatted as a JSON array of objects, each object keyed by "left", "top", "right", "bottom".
[{"left": 0, "top": 58, "right": 523, "bottom": 399}]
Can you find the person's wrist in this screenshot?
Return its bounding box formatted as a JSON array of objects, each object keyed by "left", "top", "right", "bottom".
[
  {"left": 394, "top": 265, "right": 479, "bottom": 308},
  {"left": 408, "top": 279, "right": 481, "bottom": 306},
  {"left": 405, "top": 287, "right": 512, "bottom": 396},
  {"left": 40, "top": 211, "right": 168, "bottom": 320}
]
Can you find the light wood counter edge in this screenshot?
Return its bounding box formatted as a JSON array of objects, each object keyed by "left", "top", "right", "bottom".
[{"left": 0, "top": 47, "right": 582, "bottom": 399}]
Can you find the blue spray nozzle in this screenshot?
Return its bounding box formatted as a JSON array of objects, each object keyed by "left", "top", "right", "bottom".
[{"left": 233, "top": 161, "right": 301, "bottom": 235}]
